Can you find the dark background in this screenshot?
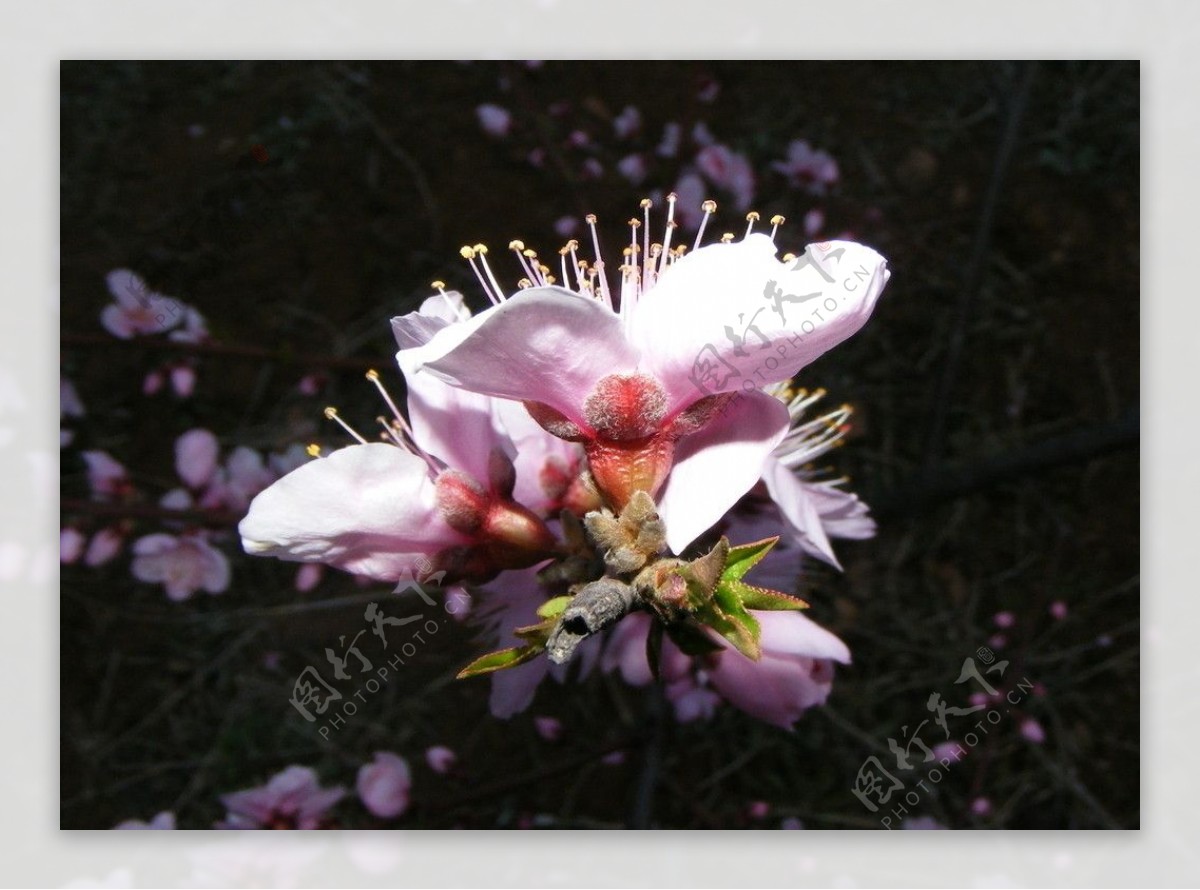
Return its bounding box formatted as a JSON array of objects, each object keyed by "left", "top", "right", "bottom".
[{"left": 60, "top": 61, "right": 1138, "bottom": 829}]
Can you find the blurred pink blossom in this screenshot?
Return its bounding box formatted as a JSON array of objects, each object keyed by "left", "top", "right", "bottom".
[
  {"left": 580, "top": 157, "right": 604, "bottom": 180},
  {"left": 553, "top": 215, "right": 578, "bottom": 238},
  {"left": 902, "top": 816, "right": 947, "bottom": 830},
  {"left": 114, "top": 811, "right": 176, "bottom": 830},
  {"left": 61, "top": 528, "right": 86, "bottom": 564},
  {"left": 84, "top": 527, "right": 124, "bottom": 567},
  {"left": 696, "top": 75, "right": 720, "bottom": 103},
  {"left": 1050, "top": 600, "right": 1068, "bottom": 620},
  {"left": 534, "top": 716, "right": 563, "bottom": 742},
  {"left": 803, "top": 208, "right": 825, "bottom": 237},
  {"left": 170, "top": 365, "right": 196, "bottom": 398},
  {"left": 175, "top": 428, "right": 220, "bottom": 489},
  {"left": 994, "top": 610, "right": 1016, "bottom": 628},
  {"left": 131, "top": 533, "right": 230, "bottom": 601},
  {"left": 357, "top": 752, "right": 412, "bottom": 819},
  {"left": 476, "top": 103, "right": 512, "bottom": 138},
  {"left": 294, "top": 562, "right": 323, "bottom": 592},
  {"left": 772, "top": 139, "right": 840, "bottom": 194},
  {"left": 143, "top": 369, "right": 165, "bottom": 396},
  {"left": 425, "top": 745, "right": 458, "bottom": 775},
  {"left": 217, "top": 765, "right": 345, "bottom": 829},
  {"left": 613, "top": 105, "right": 641, "bottom": 139},
  {"left": 82, "top": 450, "right": 130, "bottom": 499},
  {"left": 657, "top": 122, "right": 682, "bottom": 158},
  {"left": 617, "top": 153, "right": 648, "bottom": 185},
  {"left": 1019, "top": 717, "right": 1046, "bottom": 744},
  {"left": 747, "top": 800, "right": 771, "bottom": 820},
  {"left": 970, "top": 797, "right": 992, "bottom": 817},
  {"left": 695, "top": 144, "right": 755, "bottom": 211},
  {"left": 100, "top": 269, "right": 186, "bottom": 338}
]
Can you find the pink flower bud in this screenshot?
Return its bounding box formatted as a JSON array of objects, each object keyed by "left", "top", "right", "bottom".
[{"left": 357, "top": 752, "right": 412, "bottom": 819}]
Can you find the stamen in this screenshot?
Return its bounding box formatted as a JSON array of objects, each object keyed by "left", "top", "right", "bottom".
[
  {"left": 770, "top": 214, "right": 785, "bottom": 242},
  {"left": 461, "top": 245, "right": 500, "bottom": 306},
  {"left": 306, "top": 443, "right": 322, "bottom": 458},
  {"left": 509, "top": 240, "right": 539, "bottom": 284},
  {"left": 585, "top": 214, "right": 613, "bottom": 309},
  {"left": 659, "top": 193, "right": 678, "bottom": 275},
  {"left": 525, "top": 249, "right": 549, "bottom": 287},
  {"left": 720, "top": 232, "right": 735, "bottom": 244},
  {"left": 431, "top": 280, "right": 469, "bottom": 321},
  {"left": 473, "top": 243, "right": 508, "bottom": 304},
  {"left": 324, "top": 406, "right": 368, "bottom": 444},
  {"left": 744, "top": 211, "right": 760, "bottom": 239},
  {"left": 640, "top": 198, "right": 653, "bottom": 287},
  {"left": 693, "top": 199, "right": 717, "bottom": 250}
]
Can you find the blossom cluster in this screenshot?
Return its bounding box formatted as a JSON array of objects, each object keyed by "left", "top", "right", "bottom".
[{"left": 239, "top": 194, "right": 891, "bottom": 729}]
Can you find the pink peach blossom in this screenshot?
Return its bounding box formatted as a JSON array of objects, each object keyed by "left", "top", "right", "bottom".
[
  {"left": 407, "top": 211, "right": 888, "bottom": 554},
  {"left": 217, "top": 765, "right": 345, "bottom": 829},
  {"left": 131, "top": 533, "right": 230, "bottom": 601},
  {"left": 357, "top": 752, "right": 412, "bottom": 819},
  {"left": 175, "top": 428, "right": 220, "bottom": 489},
  {"left": 425, "top": 745, "right": 458, "bottom": 774},
  {"left": 100, "top": 269, "right": 185, "bottom": 338}
]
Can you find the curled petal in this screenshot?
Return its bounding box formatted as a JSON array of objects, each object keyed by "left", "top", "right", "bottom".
[
  {"left": 761, "top": 457, "right": 840, "bottom": 569},
  {"left": 238, "top": 443, "right": 465, "bottom": 581},
  {"left": 410, "top": 286, "right": 640, "bottom": 432},
  {"left": 631, "top": 234, "right": 889, "bottom": 414},
  {"left": 657, "top": 390, "right": 790, "bottom": 554}
]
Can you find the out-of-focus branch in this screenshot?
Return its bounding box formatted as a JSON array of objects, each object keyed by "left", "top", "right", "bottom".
[
  {"left": 873, "top": 407, "right": 1138, "bottom": 518},
  {"left": 61, "top": 498, "right": 243, "bottom": 528},
  {"left": 61, "top": 332, "right": 389, "bottom": 373}
]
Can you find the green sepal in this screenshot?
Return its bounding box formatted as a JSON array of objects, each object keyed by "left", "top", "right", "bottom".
[
  {"left": 536, "top": 595, "right": 573, "bottom": 620},
  {"left": 721, "top": 536, "right": 780, "bottom": 583},
  {"left": 456, "top": 644, "right": 543, "bottom": 679},
  {"left": 708, "top": 579, "right": 762, "bottom": 660},
  {"left": 725, "top": 579, "right": 809, "bottom": 611}
]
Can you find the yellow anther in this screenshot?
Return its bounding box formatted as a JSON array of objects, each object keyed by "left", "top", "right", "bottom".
[
  {"left": 430, "top": 280, "right": 446, "bottom": 290},
  {"left": 701, "top": 199, "right": 717, "bottom": 213},
  {"left": 365, "top": 369, "right": 380, "bottom": 382},
  {"left": 746, "top": 211, "right": 760, "bottom": 222},
  {"left": 472, "top": 243, "right": 488, "bottom": 255},
  {"left": 639, "top": 197, "right": 652, "bottom": 209},
  {"left": 323, "top": 406, "right": 339, "bottom": 420},
  {"left": 459, "top": 245, "right": 476, "bottom": 259},
  {"left": 509, "top": 239, "right": 525, "bottom": 251},
  {"left": 770, "top": 214, "right": 786, "bottom": 226},
  {"left": 306, "top": 443, "right": 322, "bottom": 458}
]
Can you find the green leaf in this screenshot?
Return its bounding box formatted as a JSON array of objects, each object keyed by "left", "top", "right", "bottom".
[
  {"left": 721, "top": 536, "right": 780, "bottom": 583},
  {"left": 536, "top": 595, "right": 573, "bottom": 619},
  {"left": 456, "top": 645, "right": 543, "bottom": 679},
  {"left": 726, "top": 579, "right": 809, "bottom": 611}
]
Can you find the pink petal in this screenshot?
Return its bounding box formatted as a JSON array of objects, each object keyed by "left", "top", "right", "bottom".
[
  {"left": 175, "top": 428, "right": 220, "bottom": 489},
  {"left": 238, "top": 443, "right": 465, "bottom": 581},
  {"left": 758, "top": 611, "right": 851, "bottom": 664},
  {"left": 60, "top": 528, "right": 86, "bottom": 564},
  {"left": 657, "top": 389, "right": 790, "bottom": 553},
  {"left": 410, "top": 286, "right": 640, "bottom": 431},
  {"left": 390, "top": 292, "right": 468, "bottom": 350},
  {"left": 83, "top": 528, "right": 123, "bottom": 566},
  {"left": 357, "top": 752, "right": 411, "bottom": 819},
  {"left": 425, "top": 746, "right": 457, "bottom": 774},
  {"left": 803, "top": 480, "right": 876, "bottom": 540},
  {"left": 396, "top": 349, "right": 512, "bottom": 484},
  {"left": 761, "top": 457, "right": 840, "bottom": 569},
  {"left": 106, "top": 268, "right": 150, "bottom": 311},
  {"left": 630, "top": 234, "right": 889, "bottom": 415}
]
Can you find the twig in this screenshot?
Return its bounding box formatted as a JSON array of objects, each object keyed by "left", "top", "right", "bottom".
[
  {"left": 874, "top": 407, "right": 1137, "bottom": 518},
  {"left": 61, "top": 497, "right": 243, "bottom": 528},
  {"left": 61, "top": 332, "right": 388, "bottom": 372},
  {"left": 922, "top": 62, "right": 1038, "bottom": 471}
]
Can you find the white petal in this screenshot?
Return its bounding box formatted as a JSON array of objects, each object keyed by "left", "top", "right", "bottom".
[
  {"left": 409, "top": 286, "right": 640, "bottom": 430},
  {"left": 630, "top": 234, "right": 889, "bottom": 415},
  {"left": 238, "top": 443, "right": 463, "bottom": 580},
  {"left": 761, "top": 457, "right": 840, "bottom": 569},
  {"left": 657, "top": 389, "right": 790, "bottom": 554}
]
